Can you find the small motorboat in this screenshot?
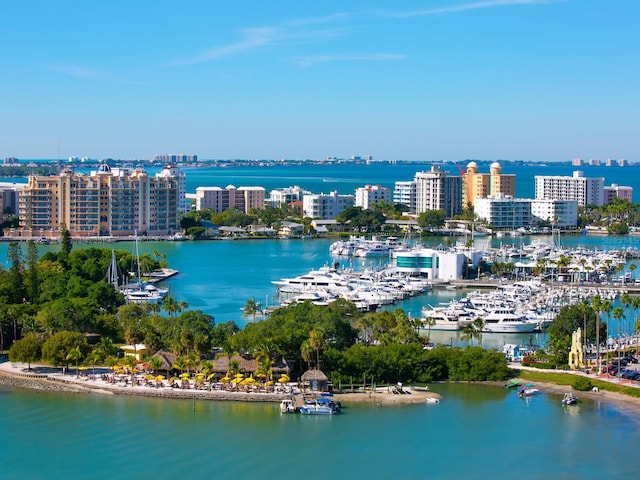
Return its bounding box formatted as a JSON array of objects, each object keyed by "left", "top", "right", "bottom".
[
  {"left": 503, "top": 381, "right": 520, "bottom": 390},
  {"left": 562, "top": 392, "right": 579, "bottom": 406},
  {"left": 280, "top": 399, "right": 295, "bottom": 413}
]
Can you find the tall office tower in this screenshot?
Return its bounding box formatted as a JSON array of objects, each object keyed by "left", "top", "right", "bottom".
[{"left": 414, "top": 166, "right": 462, "bottom": 218}]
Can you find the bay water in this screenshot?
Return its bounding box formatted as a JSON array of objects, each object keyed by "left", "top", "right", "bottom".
[{"left": 2, "top": 162, "right": 640, "bottom": 478}]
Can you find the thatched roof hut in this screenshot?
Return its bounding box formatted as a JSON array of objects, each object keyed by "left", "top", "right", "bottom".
[
  {"left": 301, "top": 368, "right": 329, "bottom": 392},
  {"left": 150, "top": 350, "right": 177, "bottom": 372}
]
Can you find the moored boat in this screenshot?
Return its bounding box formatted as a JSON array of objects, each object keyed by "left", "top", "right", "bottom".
[
  {"left": 300, "top": 397, "right": 340, "bottom": 415},
  {"left": 562, "top": 392, "right": 579, "bottom": 405}
]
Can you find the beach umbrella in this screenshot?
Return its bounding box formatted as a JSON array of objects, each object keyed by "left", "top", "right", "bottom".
[
  {"left": 156, "top": 375, "right": 165, "bottom": 381},
  {"left": 219, "top": 376, "right": 230, "bottom": 383},
  {"left": 241, "top": 376, "right": 256, "bottom": 386},
  {"left": 180, "top": 372, "right": 190, "bottom": 380},
  {"left": 265, "top": 381, "right": 274, "bottom": 386},
  {"left": 278, "top": 374, "right": 290, "bottom": 383},
  {"left": 207, "top": 374, "right": 216, "bottom": 381}
]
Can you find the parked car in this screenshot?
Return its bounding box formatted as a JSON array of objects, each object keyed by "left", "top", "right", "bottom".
[
  {"left": 623, "top": 355, "right": 639, "bottom": 364},
  {"left": 619, "top": 369, "right": 639, "bottom": 380}
]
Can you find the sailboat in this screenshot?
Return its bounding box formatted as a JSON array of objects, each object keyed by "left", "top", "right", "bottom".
[{"left": 120, "top": 233, "right": 167, "bottom": 305}]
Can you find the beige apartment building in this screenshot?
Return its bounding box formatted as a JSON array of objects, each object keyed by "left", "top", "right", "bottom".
[
  {"left": 462, "top": 161, "right": 515, "bottom": 208},
  {"left": 12, "top": 164, "right": 180, "bottom": 238}
]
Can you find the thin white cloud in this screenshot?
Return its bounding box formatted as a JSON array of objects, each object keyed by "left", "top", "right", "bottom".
[
  {"left": 392, "top": 0, "right": 562, "bottom": 18},
  {"left": 294, "top": 53, "right": 407, "bottom": 67},
  {"left": 46, "top": 65, "right": 100, "bottom": 79}
]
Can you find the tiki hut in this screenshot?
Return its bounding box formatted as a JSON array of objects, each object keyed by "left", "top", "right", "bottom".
[
  {"left": 150, "top": 350, "right": 177, "bottom": 376},
  {"left": 301, "top": 368, "right": 330, "bottom": 392}
]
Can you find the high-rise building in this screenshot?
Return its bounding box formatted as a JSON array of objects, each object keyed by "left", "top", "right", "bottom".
[
  {"left": 393, "top": 181, "right": 417, "bottom": 211},
  {"left": 15, "top": 164, "right": 180, "bottom": 238},
  {"left": 414, "top": 166, "right": 462, "bottom": 218},
  {"left": 474, "top": 194, "right": 532, "bottom": 229},
  {"left": 156, "top": 165, "right": 188, "bottom": 213},
  {"left": 154, "top": 154, "right": 198, "bottom": 163},
  {"left": 534, "top": 170, "right": 604, "bottom": 206},
  {"left": 572, "top": 158, "right": 584, "bottom": 166},
  {"left": 462, "top": 162, "right": 488, "bottom": 208},
  {"left": 194, "top": 185, "right": 265, "bottom": 214},
  {"left": 462, "top": 161, "right": 515, "bottom": 208},
  {"left": 489, "top": 162, "right": 515, "bottom": 198},
  {"left": 355, "top": 184, "right": 390, "bottom": 210}
]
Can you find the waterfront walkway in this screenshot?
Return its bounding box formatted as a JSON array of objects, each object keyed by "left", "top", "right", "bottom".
[{"left": 509, "top": 362, "right": 640, "bottom": 389}]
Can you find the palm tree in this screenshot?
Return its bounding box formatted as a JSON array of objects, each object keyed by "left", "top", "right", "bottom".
[
  {"left": 613, "top": 306, "right": 625, "bottom": 373},
  {"left": 602, "top": 300, "right": 612, "bottom": 366},
  {"left": 473, "top": 317, "right": 485, "bottom": 347},
  {"left": 66, "top": 346, "right": 83, "bottom": 378},
  {"left": 461, "top": 322, "right": 479, "bottom": 347},
  {"left": 620, "top": 293, "right": 632, "bottom": 336},
  {"left": 300, "top": 339, "right": 313, "bottom": 370},
  {"left": 243, "top": 298, "right": 259, "bottom": 323},
  {"left": 632, "top": 297, "right": 640, "bottom": 357},
  {"left": 423, "top": 315, "right": 436, "bottom": 343},
  {"left": 162, "top": 295, "right": 180, "bottom": 317},
  {"left": 309, "top": 329, "right": 325, "bottom": 369},
  {"left": 147, "top": 355, "right": 164, "bottom": 374},
  {"left": 576, "top": 300, "right": 590, "bottom": 365},
  {"left": 629, "top": 263, "right": 637, "bottom": 282}
]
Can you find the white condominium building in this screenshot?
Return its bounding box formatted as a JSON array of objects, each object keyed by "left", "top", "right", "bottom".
[
  {"left": 393, "top": 181, "right": 416, "bottom": 211},
  {"left": 414, "top": 166, "right": 462, "bottom": 218},
  {"left": 156, "top": 165, "right": 188, "bottom": 213},
  {"left": 474, "top": 194, "right": 532, "bottom": 229},
  {"left": 195, "top": 185, "right": 265, "bottom": 214},
  {"left": 530, "top": 199, "right": 578, "bottom": 228},
  {"left": 302, "top": 191, "right": 355, "bottom": 219},
  {"left": 534, "top": 170, "right": 604, "bottom": 206},
  {"left": 355, "top": 184, "right": 390, "bottom": 210},
  {"left": 266, "top": 185, "right": 310, "bottom": 207}
]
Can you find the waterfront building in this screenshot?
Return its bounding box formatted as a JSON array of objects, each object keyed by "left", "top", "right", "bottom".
[
  {"left": 462, "top": 162, "right": 488, "bottom": 208},
  {"left": 266, "top": 186, "right": 310, "bottom": 207},
  {"left": 462, "top": 161, "right": 515, "bottom": 208},
  {"left": 278, "top": 221, "right": 304, "bottom": 237},
  {"left": 392, "top": 246, "right": 467, "bottom": 280},
  {"left": 393, "top": 180, "right": 416, "bottom": 211},
  {"left": 302, "top": 191, "right": 355, "bottom": 219},
  {"left": 489, "top": 162, "right": 515, "bottom": 198},
  {"left": 474, "top": 194, "right": 532, "bottom": 229},
  {"left": 617, "top": 159, "right": 628, "bottom": 167},
  {"left": 588, "top": 158, "right": 601, "bottom": 166},
  {"left": 603, "top": 184, "right": 633, "bottom": 204},
  {"left": 13, "top": 164, "right": 180, "bottom": 238},
  {"left": 530, "top": 199, "right": 578, "bottom": 228},
  {"left": 156, "top": 165, "right": 188, "bottom": 213},
  {"left": 194, "top": 185, "right": 265, "bottom": 214},
  {"left": 355, "top": 184, "right": 390, "bottom": 209},
  {"left": 534, "top": 170, "right": 604, "bottom": 206},
  {"left": 605, "top": 159, "right": 615, "bottom": 167},
  {"left": 572, "top": 158, "right": 584, "bottom": 166},
  {"left": 0, "top": 182, "right": 25, "bottom": 217},
  {"left": 414, "top": 166, "right": 462, "bottom": 218}
]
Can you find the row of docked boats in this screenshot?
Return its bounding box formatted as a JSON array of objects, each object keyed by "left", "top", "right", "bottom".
[
  {"left": 280, "top": 396, "right": 341, "bottom": 415},
  {"left": 329, "top": 235, "right": 405, "bottom": 258},
  {"left": 273, "top": 265, "right": 431, "bottom": 312},
  {"left": 420, "top": 279, "right": 623, "bottom": 333}
]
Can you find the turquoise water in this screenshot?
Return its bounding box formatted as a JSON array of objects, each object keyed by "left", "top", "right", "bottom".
[
  {"left": 2, "top": 163, "right": 640, "bottom": 478},
  {"left": 2, "top": 382, "right": 639, "bottom": 479}
]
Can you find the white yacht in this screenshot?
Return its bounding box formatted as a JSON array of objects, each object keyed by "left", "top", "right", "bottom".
[{"left": 482, "top": 307, "right": 537, "bottom": 333}]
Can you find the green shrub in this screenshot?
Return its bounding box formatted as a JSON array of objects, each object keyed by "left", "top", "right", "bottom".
[{"left": 572, "top": 376, "right": 593, "bottom": 391}]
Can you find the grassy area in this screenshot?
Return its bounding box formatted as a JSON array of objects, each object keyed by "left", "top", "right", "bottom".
[{"left": 516, "top": 370, "right": 640, "bottom": 399}]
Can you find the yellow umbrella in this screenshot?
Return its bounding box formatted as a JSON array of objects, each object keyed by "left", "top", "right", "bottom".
[
  {"left": 234, "top": 373, "right": 244, "bottom": 380},
  {"left": 278, "top": 374, "right": 290, "bottom": 383},
  {"left": 207, "top": 374, "right": 216, "bottom": 381},
  {"left": 219, "top": 376, "right": 230, "bottom": 383},
  {"left": 79, "top": 366, "right": 88, "bottom": 371},
  {"left": 255, "top": 373, "right": 267, "bottom": 379},
  {"left": 265, "top": 381, "right": 274, "bottom": 386},
  {"left": 156, "top": 375, "right": 165, "bottom": 381},
  {"left": 180, "top": 372, "right": 190, "bottom": 379},
  {"left": 241, "top": 376, "right": 256, "bottom": 386}
]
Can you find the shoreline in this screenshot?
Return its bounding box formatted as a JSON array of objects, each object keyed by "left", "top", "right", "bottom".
[{"left": 5, "top": 361, "right": 640, "bottom": 412}]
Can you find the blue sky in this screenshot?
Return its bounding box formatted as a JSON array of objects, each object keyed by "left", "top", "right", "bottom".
[{"left": 1, "top": 0, "right": 638, "bottom": 162}]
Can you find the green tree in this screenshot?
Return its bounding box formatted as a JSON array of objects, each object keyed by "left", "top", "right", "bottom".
[
  {"left": 8, "top": 333, "right": 41, "bottom": 370},
  {"left": 41, "top": 331, "right": 89, "bottom": 368},
  {"left": 417, "top": 210, "right": 446, "bottom": 230},
  {"left": 66, "top": 346, "right": 83, "bottom": 378}
]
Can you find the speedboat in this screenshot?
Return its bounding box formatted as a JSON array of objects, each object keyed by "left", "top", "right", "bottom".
[
  {"left": 562, "top": 392, "right": 579, "bottom": 405},
  {"left": 517, "top": 384, "right": 540, "bottom": 398}
]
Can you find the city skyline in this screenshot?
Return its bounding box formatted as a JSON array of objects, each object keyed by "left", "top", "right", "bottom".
[{"left": 1, "top": 1, "right": 638, "bottom": 162}]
